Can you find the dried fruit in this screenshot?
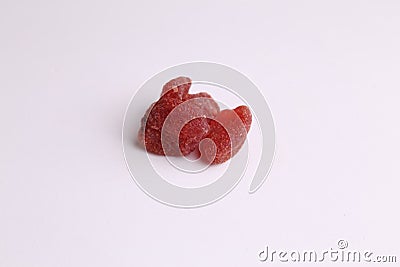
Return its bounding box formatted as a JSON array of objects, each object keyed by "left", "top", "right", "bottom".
[
  {"left": 161, "top": 76, "right": 191, "bottom": 98},
  {"left": 138, "top": 77, "right": 219, "bottom": 156},
  {"left": 138, "top": 77, "right": 252, "bottom": 164},
  {"left": 199, "top": 106, "right": 252, "bottom": 164}
]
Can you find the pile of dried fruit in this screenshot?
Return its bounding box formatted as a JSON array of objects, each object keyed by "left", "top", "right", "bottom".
[{"left": 138, "top": 77, "right": 252, "bottom": 164}]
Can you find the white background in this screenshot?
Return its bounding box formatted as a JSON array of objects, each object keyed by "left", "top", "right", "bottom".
[{"left": 1, "top": 1, "right": 399, "bottom": 266}]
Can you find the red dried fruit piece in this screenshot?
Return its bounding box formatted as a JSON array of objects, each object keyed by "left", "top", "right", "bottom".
[
  {"left": 161, "top": 76, "right": 191, "bottom": 98},
  {"left": 199, "top": 105, "right": 252, "bottom": 164},
  {"left": 234, "top": 105, "right": 252, "bottom": 132},
  {"left": 138, "top": 77, "right": 219, "bottom": 156},
  {"left": 179, "top": 119, "right": 211, "bottom": 155}
]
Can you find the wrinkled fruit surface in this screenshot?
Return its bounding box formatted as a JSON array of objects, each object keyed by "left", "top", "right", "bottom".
[
  {"left": 138, "top": 76, "right": 252, "bottom": 164},
  {"left": 138, "top": 77, "right": 219, "bottom": 156},
  {"left": 199, "top": 106, "right": 252, "bottom": 164}
]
